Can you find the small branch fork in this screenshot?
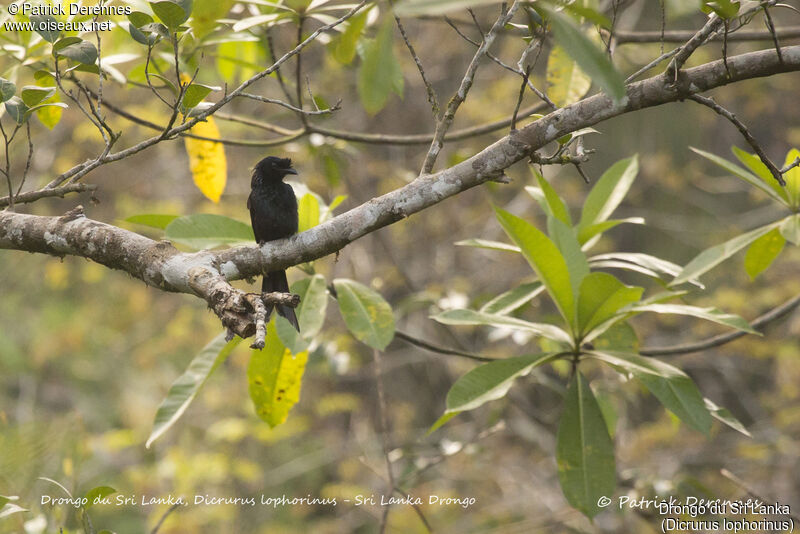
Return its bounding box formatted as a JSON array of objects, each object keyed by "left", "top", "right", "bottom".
[
  {"left": 688, "top": 94, "right": 786, "bottom": 186},
  {"left": 38, "top": 1, "right": 370, "bottom": 194},
  {"left": 421, "top": 2, "right": 521, "bottom": 175},
  {"left": 391, "top": 4, "right": 440, "bottom": 118}
]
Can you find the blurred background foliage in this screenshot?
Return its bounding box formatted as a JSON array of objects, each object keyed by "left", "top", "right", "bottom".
[{"left": 1, "top": 0, "right": 799, "bottom": 532}]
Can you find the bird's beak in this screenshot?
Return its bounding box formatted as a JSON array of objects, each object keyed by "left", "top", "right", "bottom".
[{"left": 285, "top": 168, "right": 298, "bottom": 175}]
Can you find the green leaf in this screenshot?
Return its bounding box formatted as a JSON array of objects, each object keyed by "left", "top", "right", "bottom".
[
  {"left": 579, "top": 155, "right": 639, "bottom": 229},
  {"left": 454, "top": 238, "right": 520, "bottom": 253},
  {"left": 546, "top": 44, "right": 591, "bottom": 107},
  {"left": 129, "top": 17, "right": 162, "bottom": 45},
  {"left": 84, "top": 486, "right": 116, "bottom": 509},
  {"left": 151, "top": 0, "right": 193, "bottom": 29},
  {"left": 433, "top": 308, "right": 573, "bottom": 345},
  {"left": 125, "top": 213, "right": 179, "bottom": 230},
  {"left": 671, "top": 222, "right": 781, "bottom": 285},
  {"left": 783, "top": 148, "right": 800, "bottom": 208},
  {"left": 0, "top": 78, "right": 16, "bottom": 103},
  {"left": 20, "top": 86, "right": 55, "bottom": 107},
  {"left": 627, "top": 303, "right": 758, "bottom": 335},
  {"left": 577, "top": 217, "right": 644, "bottom": 246},
  {"left": 704, "top": 398, "right": 750, "bottom": 437},
  {"left": 702, "top": 0, "right": 740, "bottom": 18},
  {"left": 730, "top": 146, "right": 790, "bottom": 204},
  {"left": 56, "top": 40, "right": 98, "bottom": 65},
  {"left": 147, "top": 333, "right": 241, "bottom": 448},
  {"left": 428, "top": 412, "right": 458, "bottom": 434},
  {"left": 191, "top": 0, "right": 233, "bottom": 38},
  {"left": 548, "top": 216, "right": 589, "bottom": 306},
  {"left": 495, "top": 208, "right": 575, "bottom": 327},
  {"left": 231, "top": 13, "right": 283, "bottom": 33},
  {"left": 331, "top": 7, "right": 369, "bottom": 64},
  {"left": 590, "top": 252, "right": 699, "bottom": 286},
  {"left": 297, "top": 193, "right": 320, "bottom": 233},
  {"left": 165, "top": 214, "right": 254, "bottom": 250},
  {"left": 276, "top": 274, "right": 329, "bottom": 354},
  {"left": 52, "top": 36, "right": 82, "bottom": 53},
  {"left": 541, "top": 7, "right": 625, "bottom": 103},
  {"left": 592, "top": 321, "right": 638, "bottom": 352},
  {"left": 248, "top": 323, "right": 308, "bottom": 427},
  {"left": 150, "top": 73, "right": 178, "bottom": 95},
  {"left": 129, "top": 11, "right": 155, "bottom": 28},
  {"left": 334, "top": 278, "right": 395, "bottom": 350},
  {"left": 394, "top": 0, "right": 502, "bottom": 16},
  {"left": 564, "top": 4, "right": 612, "bottom": 28},
  {"left": 779, "top": 214, "right": 800, "bottom": 245},
  {"left": 4, "top": 97, "right": 29, "bottom": 124},
  {"left": 441, "top": 353, "right": 559, "bottom": 418},
  {"left": 744, "top": 228, "right": 785, "bottom": 279},
  {"left": 182, "top": 83, "right": 219, "bottom": 109},
  {"left": 358, "top": 17, "right": 404, "bottom": 115},
  {"left": 556, "top": 372, "right": 616, "bottom": 519},
  {"left": 480, "top": 282, "right": 545, "bottom": 315},
  {"left": 531, "top": 171, "right": 571, "bottom": 225},
  {"left": 588, "top": 350, "right": 712, "bottom": 434},
  {"left": 694, "top": 146, "right": 787, "bottom": 204},
  {"left": 577, "top": 272, "right": 643, "bottom": 335},
  {"left": 31, "top": 14, "right": 60, "bottom": 42}
]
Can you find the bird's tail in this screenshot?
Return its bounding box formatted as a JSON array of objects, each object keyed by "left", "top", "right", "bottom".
[{"left": 262, "top": 270, "right": 299, "bottom": 331}]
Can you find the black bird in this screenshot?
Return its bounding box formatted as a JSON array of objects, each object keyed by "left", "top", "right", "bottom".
[{"left": 248, "top": 156, "right": 300, "bottom": 331}]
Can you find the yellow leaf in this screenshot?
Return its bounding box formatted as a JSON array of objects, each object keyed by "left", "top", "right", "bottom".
[
  {"left": 546, "top": 45, "right": 592, "bottom": 108},
  {"left": 36, "top": 94, "right": 63, "bottom": 130},
  {"left": 184, "top": 116, "right": 227, "bottom": 202},
  {"left": 248, "top": 322, "right": 308, "bottom": 427}
]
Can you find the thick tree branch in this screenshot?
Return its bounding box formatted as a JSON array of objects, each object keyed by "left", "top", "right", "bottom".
[{"left": 3, "top": 46, "right": 799, "bottom": 339}]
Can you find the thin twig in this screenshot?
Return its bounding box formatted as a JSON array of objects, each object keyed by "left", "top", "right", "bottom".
[
  {"left": 625, "top": 47, "right": 680, "bottom": 83},
  {"left": 659, "top": 0, "right": 666, "bottom": 54},
  {"left": 308, "top": 102, "right": 548, "bottom": 145},
  {"left": 688, "top": 94, "right": 786, "bottom": 186},
  {"left": 265, "top": 27, "right": 297, "bottom": 107},
  {"left": 780, "top": 157, "right": 800, "bottom": 174},
  {"left": 150, "top": 502, "right": 182, "bottom": 534},
  {"left": 511, "top": 66, "right": 530, "bottom": 131},
  {"left": 720, "top": 469, "right": 800, "bottom": 523},
  {"left": 446, "top": 14, "right": 555, "bottom": 109},
  {"left": 15, "top": 122, "right": 33, "bottom": 197},
  {"left": 604, "top": 25, "right": 800, "bottom": 43},
  {"left": 295, "top": 17, "right": 307, "bottom": 125},
  {"left": 0, "top": 183, "right": 98, "bottom": 208},
  {"left": 394, "top": 330, "right": 494, "bottom": 362},
  {"left": 421, "top": 2, "right": 520, "bottom": 174},
  {"left": 763, "top": 6, "right": 784, "bottom": 63},
  {"left": 722, "top": 20, "right": 731, "bottom": 77},
  {"left": 372, "top": 348, "right": 394, "bottom": 534},
  {"left": 239, "top": 92, "right": 340, "bottom": 115},
  {"left": 666, "top": 12, "right": 724, "bottom": 80},
  {"left": 0, "top": 119, "right": 19, "bottom": 211},
  {"left": 641, "top": 292, "right": 800, "bottom": 356},
  {"left": 392, "top": 9, "right": 440, "bottom": 117}
]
